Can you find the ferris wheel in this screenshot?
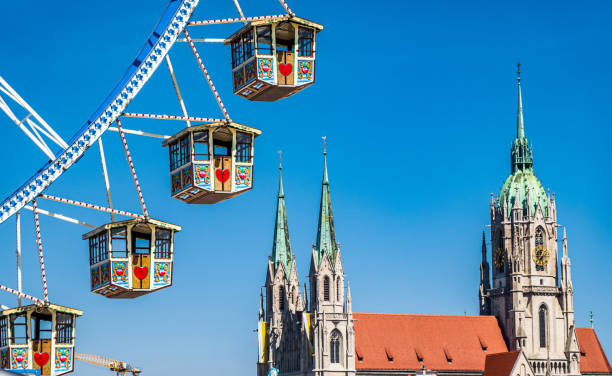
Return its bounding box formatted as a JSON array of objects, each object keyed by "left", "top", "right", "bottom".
[{"left": 0, "top": 0, "right": 322, "bottom": 374}]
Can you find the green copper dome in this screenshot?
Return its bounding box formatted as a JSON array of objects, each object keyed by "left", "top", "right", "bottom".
[
  {"left": 499, "top": 67, "right": 548, "bottom": 217},
  {"left": 499, "top": 169, "right": 548, "bottom": 217}
]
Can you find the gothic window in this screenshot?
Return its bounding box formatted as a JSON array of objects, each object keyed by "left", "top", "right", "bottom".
[
  {"left": 279, "top": 286, "right": 285, "bottom": 311},
  {"left": 336, "top": 278, "right": 341, "bottom": 302},
  {"left": 324, "top": 276, "right": 330, "bottom": 302},
  {"left": 536, "top": 227, "right": 545, "bottom": 271},
  {"left": 330, "top": 330, "right": 342, "bottom": 364},
  {"left": 539, "top": 305, "right": 547, "bottom": 348}
]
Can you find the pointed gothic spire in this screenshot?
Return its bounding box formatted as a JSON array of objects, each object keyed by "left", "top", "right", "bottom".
[
  {"left": 259, "top": 288, "right": 265, "bottom": 320},
  {"left": 271, "top": 154, "right": 292, "bottom": 274},
  {"left": 563, "top": 227, "right": 568, "bottom": 258},
  {"left": 510, "top": 63, "right": 534, "bottom": 173},
  {"left": 315, "top": 138, "right": 338, "bottom": 266},
  {"left": 481, "top": 231, "right": 487, "bottom": 262},
  {"left": 517, "top": 62, "right": 525, "bottom": 139},
  {"left": 346, "top": 281, "right": 352, "bottom": 314}
]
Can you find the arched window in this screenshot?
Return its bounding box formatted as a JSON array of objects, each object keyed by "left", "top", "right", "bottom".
[
  {"left": 336, "top": 278, "right": 341, "bottom": 302},
  {"left": 279, "top": 286, "right": 285, "bottom": 311},
  {"left": 330, "top": 330, "right": 341, "bottom": 364},
  {"left": 535, "top": 227, "right": 545, "bottom": 271},
  {"left": 323, "top": 276, "right": 330, "bottom": 302},
  {"left": 539, "top": 305, "right": 547, "bottom": 348},
  {"left": 291, "top": 286, "right": 297, "bottom": 306}
]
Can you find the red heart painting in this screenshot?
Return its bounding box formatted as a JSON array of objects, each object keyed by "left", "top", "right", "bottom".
[
  {"left": 278, "top": 63, "right": 292, "bottom": 77},
  {"left": 34, "top": 352, "right": 49, "bottom": 367},
  {"left": 216, "top": 169, "right": 230, "bottom": 183},
  {"left": 134, "top": 266, "right": 148, "bottom": 280},
  {"left": 116, "top": 269, "right": 123, "bottom": 276},
  {"left": 159, "top": 270, "right": 166, "bottom": 277}
]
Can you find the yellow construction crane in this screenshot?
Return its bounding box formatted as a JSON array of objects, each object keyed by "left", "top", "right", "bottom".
[{"left": 75, "top": 353, "right": 142, "bottom": 376}]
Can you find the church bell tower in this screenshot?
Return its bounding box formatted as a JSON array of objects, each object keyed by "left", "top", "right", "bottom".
[{"left": 481, "top": 65, "right": 581, "bottom": 375}]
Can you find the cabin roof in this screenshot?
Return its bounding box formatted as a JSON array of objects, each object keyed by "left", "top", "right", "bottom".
[
  {"left": 224, "top": 16, "right": 323, "bottom": 44},
  {"left": 1, "top": 303, "right": 83, "bottom": 316},
  {"left": 162, "top": 121, "right": 261, "bottom": 147},
  {"left": 82, "top": 218, "right": 182, "bottom": 240}
]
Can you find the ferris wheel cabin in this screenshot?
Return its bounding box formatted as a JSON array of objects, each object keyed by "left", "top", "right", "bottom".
[
  {"left": 163, "top": 121, "right": 261, "bottom": 204},
  {"left": 226, "top": 17, "right": 323, "bottom": 101},
  {"left": 82, "top": 218, "right": 181, "bottom": 299},
  {"left": 0, "top": 304, "right": 82, "bottom": 375}
]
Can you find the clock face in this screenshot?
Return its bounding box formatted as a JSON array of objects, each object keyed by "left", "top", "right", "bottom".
[
  {"left": 494, "top": 248, "right": 504, "bottom": 270},
  {"left": 533, "top": 245, "right": 550, "bottom": 267}
]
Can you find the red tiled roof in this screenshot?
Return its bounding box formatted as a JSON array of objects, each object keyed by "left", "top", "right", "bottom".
[
  {"left": 353, "top": 313, "right": 508, "bottom": 371},
  {"left": 483, "top": 351, "right": 520, "bottom": 376},
  {"left": 576, "top": 327, "right": 612, "bottom": 374}
]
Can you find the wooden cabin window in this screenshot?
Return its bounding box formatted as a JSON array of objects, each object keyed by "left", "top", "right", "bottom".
[
  {"left": 170, "top": 136, "right": 191, "bottom": 170},
  {"left": 298, "top": 27, "right": 314, "bottom": 57},
  {"left": 111, "top": 227, "right": 128, "bottom": 258},
  {"left": 169, "top": 141, "right": 180, "bottom": 170},
  {"left": 256, "top": 26, "right": 272, "bottom": 55},
  {"left": 0, "top": 317, "right": 7, "bottom": 347},
  {"left": 275, "top": 22, "right": 295, "bottom": 52},
  {"left": 231, "top": 40, "right": 243, "bottom": 68},
  {"left": 133, "top": 234, "right": 151, "bottom": 254},
  {"left": 243, "top": 30, "right": 254, "bottom": 61},
  {"left": 155, "top": 229, "right": 172, "bottom": 259},
  {"left": 10, "top": 314, "right": 27, "bottom": 344},
  {"left": 213, "top": 141, "right": 231, "bottom": 157},
  {"left": 56, "top": 313, "right": 73, "bottom": 345},
  {"left": 31, "top": 314, "right": 52, "bottom": 340},
  {"left": 193, "top": 131, "right": 209, "bottom": 161},
  {"left": 89, "top": 231, "right": 108, "bottom": 265},
  {"left": 179, "top": 135, "right": 191, "bottom": 166},
  {"left": 236, "top": 132, "right": 252, "bottom": 162}
]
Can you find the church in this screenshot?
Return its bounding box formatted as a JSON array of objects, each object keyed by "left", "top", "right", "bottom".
[{"left": 255, "top": 72, "right": 612, "bottom": 376}]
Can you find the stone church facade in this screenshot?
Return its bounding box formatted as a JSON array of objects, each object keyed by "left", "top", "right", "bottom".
[{"left": 256, "top": 73, "right": 611, "bottom": 376}]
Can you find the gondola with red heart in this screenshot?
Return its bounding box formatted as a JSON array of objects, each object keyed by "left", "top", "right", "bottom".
[
  {"left": 163, "top": 121, "right": 261, "bottom": 204},
  {"left": 225, "top": 16, "right": 323, "bottom": 101}
]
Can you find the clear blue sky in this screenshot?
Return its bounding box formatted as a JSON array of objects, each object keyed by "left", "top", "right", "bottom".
[{"left": 1, "top": 1, "right": 611, "bottom": 375}]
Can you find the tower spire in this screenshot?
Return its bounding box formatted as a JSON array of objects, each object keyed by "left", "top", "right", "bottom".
[
  {"left": 517, "top": 62, "right": 525, "bottom": 139},
  {"left": 271, "top": 152, "right": 292, "bottom": 274},
  {"left": 315, "top": 137, "right": 338, "bottom": 266}
]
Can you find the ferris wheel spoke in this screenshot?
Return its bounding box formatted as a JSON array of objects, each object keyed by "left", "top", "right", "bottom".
[
  {"left": 32, "top": 199, "right": 50, "bottom": 303},
  {"left": 0, "top": 283, "right": 45, "bottom": 306},
  {"left": 277, "top": 0, "right": 295, "bottom": 16},
  {"left": 231, "top": 0, "right": 248, "bottom": 24},
  {"left": 0, "top": 76, "right": 68, "bottom": 149},
  {"left": 38, "top": 194, "right": 144, "bottom": 220},
  {"left": 23, "top": 204, "right": 96, "bottom": 229},
  {"left": 115, "top": 119, "right": 149, "bottom": 218},
  {"left": 107, "top": 126, "right": 170, "bottom": 139},
  {"left": 165, "top": 54, "right": 192, "bottom": 128},
  {"left": 97, "top": 139, "right": 115, "bottom": 222},
  {"left": 183, "top": 29, "right": 232, "bottom": 122}
]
